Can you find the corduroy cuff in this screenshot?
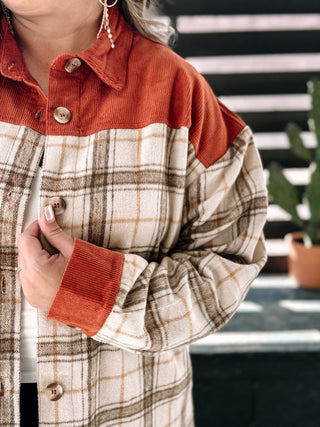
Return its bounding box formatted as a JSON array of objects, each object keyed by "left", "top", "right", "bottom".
[{"left": 47, "top": 238, "right": 125, "bottom": 336}]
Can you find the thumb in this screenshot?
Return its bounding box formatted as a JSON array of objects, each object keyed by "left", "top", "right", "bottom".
[{"left": 39, "top": 205, "right": 74, "bottom": 258}]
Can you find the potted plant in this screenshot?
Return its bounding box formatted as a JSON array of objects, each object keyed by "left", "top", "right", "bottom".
[{"left": 267, "top": 80, "right": 320, "bottom": 289}]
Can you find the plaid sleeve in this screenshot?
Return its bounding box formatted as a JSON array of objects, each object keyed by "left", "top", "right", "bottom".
[{"left": 48, "top": 126, "right": 268, "bottom": 353}]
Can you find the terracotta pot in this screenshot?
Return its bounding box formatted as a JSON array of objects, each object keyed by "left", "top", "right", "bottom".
[{"left": 286, "top": 231, "right": 320, "bottom": 290}]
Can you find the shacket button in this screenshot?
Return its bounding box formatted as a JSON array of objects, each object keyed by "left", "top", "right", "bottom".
[
  {"left": 45, "top": 382, "right": 64, "bottom": 401},
  {"left": 54, "top": 107, "right": 71, "bottom": 124},
  {"left": 65, "top": 57, "right": 82, "bottom": 73},
  {"left": 46, "top": 196, "right": 66, "bottom": 215}
]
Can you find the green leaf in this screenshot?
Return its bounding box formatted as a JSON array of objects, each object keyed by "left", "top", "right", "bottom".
[
  {"left": 267, "top": 164, "right": 304, "bottom": 228},
  {"left": 306, "top": 161, "right": 320, "bottom": 223},
  {"left": 308, "top": 80, "right": 320, "bottom": 155},
  {"left": 286, "top": 122, "right": 312, "bottom": 162}
]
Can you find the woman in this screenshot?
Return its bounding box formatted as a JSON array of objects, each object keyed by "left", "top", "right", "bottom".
[{"left": 0, "top": 0, "right": 268, "bottom": 426}]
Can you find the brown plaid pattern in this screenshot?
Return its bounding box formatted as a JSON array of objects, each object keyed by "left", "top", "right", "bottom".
[
  {"left": 0, "top": 8, "right": 267, "bottom": 425},
  {"left": 0, "top": 120, "right": 267, "bottom": 426}
]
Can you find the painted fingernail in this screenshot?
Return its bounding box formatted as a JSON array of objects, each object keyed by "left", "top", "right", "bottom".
[{"left": 44, "top": 205, "right": 55, "bottom": 223}]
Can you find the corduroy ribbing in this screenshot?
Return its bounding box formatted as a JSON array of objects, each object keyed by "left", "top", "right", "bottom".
[
  {"left": 0, "top": 11, "right": 245, "bottom": 169},
  {"left": 47, "top": 238, "right": 125, "bottom": 336}
]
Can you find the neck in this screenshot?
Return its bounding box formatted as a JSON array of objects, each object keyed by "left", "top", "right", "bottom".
[{"left": 10, "top": 4, "right": 103, "bottom": 94}]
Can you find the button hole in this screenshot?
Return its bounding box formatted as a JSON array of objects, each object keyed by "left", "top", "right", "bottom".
[
  {"left": 6, "top": 180, "right": 16, "bottom": 202},
  {"left": 35, "top": 110, "right": 42, "bottom": 120},
  {"left": 1, "top": 276, "right": 6, "bottom": 294}
]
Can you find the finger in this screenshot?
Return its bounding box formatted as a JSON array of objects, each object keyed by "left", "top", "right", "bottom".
[
  {"left": 18, "top": 220, "right": 47, "bottom": 263},
  {"left": 22, "top": 219, "right": 40, "bottom": 238},
  {"left": 39, "top": 205, "right": 74, "bottom": 258}
]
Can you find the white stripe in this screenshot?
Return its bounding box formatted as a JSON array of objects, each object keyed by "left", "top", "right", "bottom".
[
  {"left": 267, "top": 203, "right": 310, "bottom": 222},
  {"left": 252, "top": 274, "right": 297, "bottom": 289},
  {"left": 280, "top": 300, "right": 320, "bottom": 312},
  {"left": 191, "top": 330, "right": 320, "bottom": 353},
  {"left": 186, "top": 53, "right": 320, "bottom": 74},
  {"left": 178, "top": 14, "right": 320, "bottom": 33},
  {"left": 265, "top": 239, "right": 289, "bottom": 257},
  {"left": 265, "top": 167, "right": 310, "bottom": 186},
  {"left": 220, "top": 94, "right": 310, "bottom": 113},
  {"left": 267, "top": 205, "right": 292, "bottom": 222},
  {"left": 255, "top": 132, "right": 316, "bottom": 150},
  {"left": 237, "top": 301, "right": 263, "bottom": 313}
]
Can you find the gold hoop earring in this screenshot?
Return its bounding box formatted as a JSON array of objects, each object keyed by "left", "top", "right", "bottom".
[{"left": 97, "top": 0, "right": 119, "bottom": 48}]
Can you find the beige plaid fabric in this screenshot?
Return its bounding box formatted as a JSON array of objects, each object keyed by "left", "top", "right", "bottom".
[
  {"left": 0, "top": 10, "right": 268, "bottom": 427},
  {"left": 0, "top": 124, "right": 267, "bottom": 426}
]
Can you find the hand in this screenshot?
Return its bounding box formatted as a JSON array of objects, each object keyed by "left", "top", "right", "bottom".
[{"left": 18, "top": 205, "right": 74, "bottom": 311}]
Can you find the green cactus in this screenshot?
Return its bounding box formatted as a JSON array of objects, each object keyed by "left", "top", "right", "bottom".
[{"left": 267, "top": 80, "right": 320, "bottom": 246}]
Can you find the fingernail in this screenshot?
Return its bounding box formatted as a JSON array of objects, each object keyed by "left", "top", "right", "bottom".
[{"left": 44, "top": 205, "right": 55, "bottom": 223}]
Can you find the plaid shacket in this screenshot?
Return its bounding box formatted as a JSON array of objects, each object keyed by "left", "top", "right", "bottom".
[{"left": 0, "top": 7, "right": 268, "bottom": 427}]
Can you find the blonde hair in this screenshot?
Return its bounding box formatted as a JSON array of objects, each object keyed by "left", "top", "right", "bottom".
[{"left": 119, "top": 0, "right": 175, "bottom": 46}]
